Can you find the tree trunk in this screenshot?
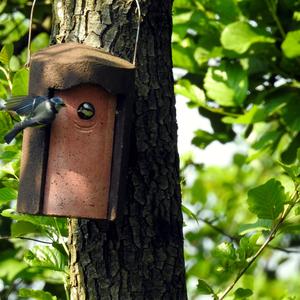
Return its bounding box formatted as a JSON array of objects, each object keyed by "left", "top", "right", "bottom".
[{"left": 51, "top": 0, "right": 186, "bottom": 299}]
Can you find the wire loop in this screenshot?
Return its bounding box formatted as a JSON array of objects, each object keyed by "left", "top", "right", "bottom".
[
  {"left": 26, "top": 0, "right": 37, "bottom": 67},
  {"left": 132, "top": 0, "right": 141, "bottom": 65}
]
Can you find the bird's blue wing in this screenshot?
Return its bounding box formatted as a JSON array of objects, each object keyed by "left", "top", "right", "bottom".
[{"left": 4, "top": 96, "right": 47, "bottom": 116}]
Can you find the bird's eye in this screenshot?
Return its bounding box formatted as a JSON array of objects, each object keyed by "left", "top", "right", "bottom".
[{"left": 77, "top": 102, "right": 95, "bottom": 120}]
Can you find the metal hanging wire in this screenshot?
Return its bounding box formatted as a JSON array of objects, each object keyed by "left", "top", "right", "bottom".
[
  {"left": 133, "top": 0, "right": 141, "bottom": 66},
  {"left": 25, "top": 0, "right": 37, "bottom": 67}
]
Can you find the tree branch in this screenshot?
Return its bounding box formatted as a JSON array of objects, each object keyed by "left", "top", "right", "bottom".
[
  {"left": 218, "top": 188, "right": 300, "bottom": 300},
  {"left": 265, "top": 0, "right": 286, "bottom": 39},
  {"left": 200, "top": 217, "right": 300, "bottom": 254},
  {"left": 0, "top": 236, "right": 52, "bottom": 244}
]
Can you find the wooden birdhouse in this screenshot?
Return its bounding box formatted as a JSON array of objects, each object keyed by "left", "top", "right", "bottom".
[{"left": 16, "top": 43, "right": 135, "bottom": 220}]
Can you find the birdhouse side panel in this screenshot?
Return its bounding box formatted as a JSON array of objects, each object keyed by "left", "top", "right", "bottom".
[{"left": 17, "top": 127, "right": 50, "bottom": 214}]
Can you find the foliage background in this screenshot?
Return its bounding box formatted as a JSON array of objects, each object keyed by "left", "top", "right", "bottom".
[
  {"left": 0, "top": 0, "right": 300, "bottom": 299},
  {"left": 173, "top": 0, "right": 300, "bottom": 299}
]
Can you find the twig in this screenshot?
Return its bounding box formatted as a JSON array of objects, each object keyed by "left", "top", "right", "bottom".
[
  {"left": 199, "top": 217, "right": 300, "bottom": 253},
  {"left": 265, "top": 0, "right": 286, "bottom": 39},
  {"left": 3, "top": 278, "right": 23, "bottom": 299},
  {"left": 0, "top": 66, "right": 12, "bottom": 91},
  {"left": 199, "top": 217, "right": 239, "bottom": 242},
  {"left": 199, "top": 217, "right": 300, "bottom": 254},
  {"left": 64, "top": 282, "right": 70, "bottom": 300},
  {"left": 54, "top": 217, "right": 69, "bottom": 256},
  {"left": 201, "top": 106, "right": 240, "bottom": 118},
  {"left": 268, "top": 245, "right": 300, "bottom": 254},
  {"left": 0, "top": 235, "right": 52, "bottom": 244},
  {"left": 218, "top": 188, "right": 299, "bottom": 300}
]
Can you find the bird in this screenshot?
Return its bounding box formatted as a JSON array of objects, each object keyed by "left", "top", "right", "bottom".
[
  {"left": 77, "top": 102, "right": 95, "bottom": 120},
  {"left": 0, "top": 96, "right": 65, "bottom": 144}
]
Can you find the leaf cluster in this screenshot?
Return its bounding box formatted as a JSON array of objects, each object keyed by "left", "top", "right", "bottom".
[
  {"left": 174, "top": 0, "right": 300, "bottom": 298},
  {"left": 174, "top": 0, "right": 300, "bottom": 164}
]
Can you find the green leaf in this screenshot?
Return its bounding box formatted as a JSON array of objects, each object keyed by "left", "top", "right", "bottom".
[
  {"left": 0, "top": 257, "right": 27, "bottom": 282},
  {"left": 19, "top": 288, "right": 57, "bottom": 300},
  {"left": 188, "top": 177, "right": 207, "bottom": 205},
  {"left": 0, "top": 187, "right": 17, "bottom": 204},
  {"left": 2, "top": 178, "right": 19, "bottom": 190},
  {"left": 234, "top": 288, "right": 253, "bottom": 299},
  {"left": 204, "top": 61, "right": 248, "bottom": 106},
  {"left": 247, "top": 179, "right": 286, "bottom": 220},
  {"left": 173, "top": 12, "right": 193, "bottom": 25},
  {"left": 0, "top": 162, "right": 18, "bottom": 179},
  {"left": 31, "top": 33, "right": 50, "bottom": 53},
  {"left": 223, "top": 105, "right": 267, "bottom": 125},
  {"left": 9, "top": 56, "right": 21, "bottom": 72},
  {"left": 197, "top": 279, "right": 215, "bottom": 296},
  {"left": 175, "top": 79, "right": 205, "bottom": 106},
  {"left": 252, "top": 130, "right": 283, "bottom": 151},
  {"left": 279, "top": 222, "right": 300, "bottom": 234},
  {"left": 172, "top": 44, "right": 199, "bottom": 73},
  {"left": 277, "top": 161, "right": 300, "bottom": 180},
  {"left": 281, "top": 99, "right": 300, "bottom": 132},
  {"left": 0, "top": 150, "right": 20, "bottom": 162},
  {"left": 207, "top": 0, "right": 240, "bottom": 24},
  {"left": 282, "top": 30, "right": 300, "bottom": 58},
  {"left": 281, "top": 133, "right": 300, "bottom": 164},
  {"left": 52, "top": 241, "right": 68, "bottom": 257},
  {"left": 213, "top": 242, "right": 236, "bottom": 260},
  {"left": 11, "top": 221, "right": 42, "bottom": 237},
  {"left": 1, "top": 209, "right": 68, "bottom": 237},
  {"left": 0, "top": 112, "right": 14, "bottom": 144},
  {"left": 239, "top": 219, "right": 273, "bottom": 235},
  {"left": 221, "top": 21, "right": 275, "bottom": 54},
  {"left": 237, "top": 236, "right": 259, "bottom": 262},
  {"left": 24, "top": 245, "right": 67, "bottom": 273},
  {"left": 0, "top": 83, "right": 8, "bottom": 98},
  {"left": 12, "top": 68, "right": 29, "bottom": 96},
  {"left": 233, "top": 153, "right": 247, "bottom": 166},
  {"left": 192, "top": 129, "right": 230, "bottom": 149},
  {"left": 194, "top": 45, "right": 223, "bottom": 65},
  {"left": 0, "top": 44, "right": 14, "bottom": 65},
  {"left": 173, "top": 0, "right": 194, "bottom": 9},
  {"left": 0, "top": 12, "right": 29, "bottom": 44},
  {"left": 294, "top": 204, "right": 300, "bottom": 216},
  {"left": 0, "top": 0, "right": 7, "bottom": 14}
]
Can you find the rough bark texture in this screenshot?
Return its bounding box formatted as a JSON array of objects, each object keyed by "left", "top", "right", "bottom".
[{"left": 51, "top": 0, "right": 186, "bottom": 299}]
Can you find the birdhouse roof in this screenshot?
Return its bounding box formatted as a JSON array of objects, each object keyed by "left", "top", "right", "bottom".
[{"left": 30, "top": 43, "right": 135, "bottom": 95}]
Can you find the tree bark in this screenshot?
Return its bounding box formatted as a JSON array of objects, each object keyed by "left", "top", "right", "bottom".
[{"left": 51, "top": 0, "right": 186, "bottom": 299}]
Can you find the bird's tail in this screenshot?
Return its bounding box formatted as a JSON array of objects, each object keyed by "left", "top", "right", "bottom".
[
  {"left": 4, "top": 122, "right": 26, "bottom": 144},
  {"left": 4, "top": 118, "right": 37, "bottom": 144},
  {"left": 4, "top": 128, "right": 22, "bottom": 144}
]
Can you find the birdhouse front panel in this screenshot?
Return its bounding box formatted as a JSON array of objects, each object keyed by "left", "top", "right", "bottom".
[{"left": 42, "top": 84, "right": 117, "bottom": 219}]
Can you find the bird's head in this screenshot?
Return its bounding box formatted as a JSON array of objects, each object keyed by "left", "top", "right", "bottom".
[
  {"left": 77, "top": 102, "right": 95, "bottom": 120},
  {"left": 50, "top": 97, "right": 66, "bottom": 112}
]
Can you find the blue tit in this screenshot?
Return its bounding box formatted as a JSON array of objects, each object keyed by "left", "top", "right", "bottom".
[
  {"left": 77, "top": 102, "right": 95, "bottom": 120},
  {"left": 0, "top": 96, "right": 65, "bottom": 144}
]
